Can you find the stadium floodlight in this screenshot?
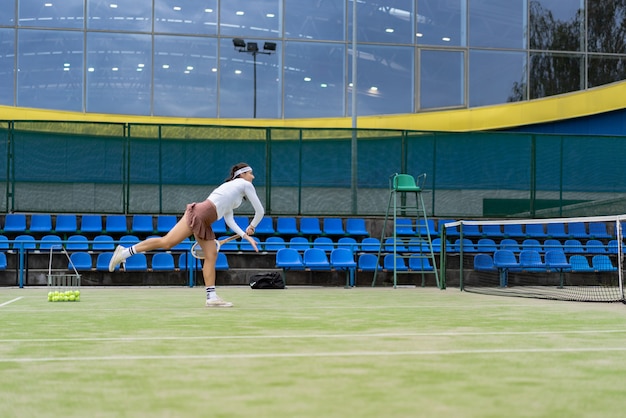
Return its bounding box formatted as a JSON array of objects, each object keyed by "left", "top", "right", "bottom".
[{"left": 232, "top": 38, "right": 276, "bottom": 118}]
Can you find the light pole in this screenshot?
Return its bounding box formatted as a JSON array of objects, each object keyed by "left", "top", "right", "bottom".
[{"left": 232, "top": 38, "right": 276, "bottom": 118}]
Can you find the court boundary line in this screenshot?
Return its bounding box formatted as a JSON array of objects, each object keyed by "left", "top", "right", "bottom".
[
  {"left": 0, "top": 297, "right": 23, "bottom": 307},
  {"left": 4, "top": 346, "right": 626, "bottom": 363}
]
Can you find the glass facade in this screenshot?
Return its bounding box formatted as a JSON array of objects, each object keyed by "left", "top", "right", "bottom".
[{"left": 2, "top": 0, "right": 626, "bottom": 118}]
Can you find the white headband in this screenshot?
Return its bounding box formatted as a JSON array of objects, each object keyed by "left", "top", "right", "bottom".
[{"left": 233, "top": 166, "right": 252, "bottom": 179}]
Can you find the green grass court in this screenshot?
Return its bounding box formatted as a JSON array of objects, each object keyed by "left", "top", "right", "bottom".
[{"left": 2, "top": 286, "right": 626, "bottom": 418}]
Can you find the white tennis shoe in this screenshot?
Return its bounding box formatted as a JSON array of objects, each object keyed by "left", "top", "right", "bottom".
[
  {"left": 108, "top": 245, "right": 125, "bottom": 272},
  {"left": 205, "top": 297, "right": 233, "bottom": 308}
]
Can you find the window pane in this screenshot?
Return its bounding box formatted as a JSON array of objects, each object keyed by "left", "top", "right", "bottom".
[
  {"left": 419, "top": 49, "right": 463, "bottom": 109},
  {"left": 529, "top": 0, "right": 583, "bottom": 51},
  {"left": 154, "top": 36, "right": 217, "bottom": 117},
  {"left": 0, "top": 29, "right": 14, "bottom": 105},
  {"left": 529, "top": 53, "right": 583, "bottom": 99},
  {"left": 154, "top": 0, "right": 217, "bottom": 35},
  {"left": 0, "top": 2, "right": 15, "bottom": 25},
  {"left": 417, "top": 0, "right": 466, "bottom": 46},
  {"left": 219, "top": 0, "right": 281, "bottom": 39},
  {"left": 285, "top": 0, "right": 344, "bottom": 41},
  {"left": 469, "top": 0, "right": 526, "bottom": 49},
  {"left": 17, "top": 29, "right": 83, "bottom": 111},
  {"left": 19, "top": 0, "right": 84, "bottom": 29},
  {"left": 283, "top": 41, "right": 345, "bottom": 118},
  {"left": 349, "top": 45, "right": 414, "bottom": 116},
  {"left": 219, "top": 38, "right": 281, "bottom": 118},
  {"left": 86, "top": 32, "right": 151, "bottom": 115},
  {"left": 87, "top": 0, "right": 152, "bottom": 32},
  {"left": 588, "top": 0, "right": 626, "bottom": 53},
  {"left": 470, "top": 50, "right": 526, "bottom": 106},
  {"left": 588, "top": 55, "right": 626, "bottom": 88},
  {"left": 349, "top": 0, "right": 414, "bottom": 44}
]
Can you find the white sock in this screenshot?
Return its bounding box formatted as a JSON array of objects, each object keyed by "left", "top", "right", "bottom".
[
  {"left": 206, "top": 286, "right": 217, "bottom": 300},
  {"left": 120, "top": 245, "right": 138, "bottom": 260}
]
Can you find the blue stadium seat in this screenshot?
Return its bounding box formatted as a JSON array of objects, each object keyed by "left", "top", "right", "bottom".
[
  {"left": 519, "top": 249, "right": 547, "bottom": 272},
  {"left": 476, "top": 238, "right": 498, "bottom": 253},
  {"left": 275, "top": 248, "right": 305, "bottom": 271},
  {"left": 288, "top": 236, "right": 311, "bottom": 251},
  {"left": 66, "top": 235, "right": 89, "bottom": 251},
  {"left": 55, "top": 214, "right": 78, "bottom": 234},
  {"left": 80, "top": 215, "right": 103, "bottom": 234},
  {"left": 588, "top": 222, "right": 611, "bottom": 239},
  {"left": 323, "top": 218, "right": 345, "bottom": 236},
  {"left": 453, "top": 238, "right": 477, "bottom": 253},
  {"left": 525, "top": 223, "right": 547, "bottom": 238},
  {"left": 39, "top": 235, "right": 63, "bottom": 251},
  {"left": 385, "top": 237, "right": 408, "bottom": 253},
  {"left": 503, "top": 223, "right": 525, "bottom": 238},
  {"left": 330, "top": 248, "right": 357, "bottom": 286},
  {"left": 585, "top": 239, "right": 607, "bottom": 254},
  {"left": 543, "top": 239, "right": 563, "bottom": 252},
  {"left": 151, "top": 252, "right": 175, "bottom": 271},
  {"left": 4, "top": 214, "right": 27, "bottom": 233},
  {"left": 211, "top": 218, "right": 228, "bottom": 235},
  {"left": 460, "top": 224, "right": 481, "bottom": 237},
  {"left": 233, "top": 216, "right": 249, "bottom": 233},
  {"left": 493, "top": 250, "right": 520, "bottom": 271},
  {"left": 0, "top": 252, "right": 6, "bottom": 270},
  {"left": 416, "top": 219, "right": 436, "bottom": 237},
  {"left": 29, "top": 214, "right": 52, "bottom": 233},
  {"left": 105, "top": 215, "right": 128, "bottom": 234},
  {"left": 521, "top": 239, "right": 542, "bottom": 252},
  {"left": 303, "top": 248, "right": 331, "bottom": 270},
  {"left": 92, "top": 235, "right": 115, "bottom": 251},
  {"left": 119, "top": 235, "right": 140, "bottom": 247},
  {"left": 178, "top": 253, "right": 199, "bottom": 271},
  {"left": 276, "top": 217, "right": 299, "bottom": 235},
  {"left": 345, "top": 218, "right": 369, "bottom": 237},
  {"left": 156, "top": 215, "right": 177, "bottom": 233},
  {"left": 300, "top": 217, "right": 322, "bottom": 236},
  {"left": 124, "top": 253, "right": 148, "bottom": 271},
  {"left": 0, "top": 235, "right": 10, "bottom": 250},
  {"left": 408, "top": 257, "right": 433, "bottom": 271},
  {"left": 68, "top": 252, "right": 92, "bottom": 271},
  {"left": 481, "top": 224, "right": 503, "bottom": 238},
  {"left": 591, "top": 255, "right": 617, "bottom": 272},
  {"left": 499, "top": 238, "right": 521, "bottom": 253},
  {"left": 569, "top": 255, "right": 593, "bottom": 272},
  {"left": 564, "top": 239, "right": 585, "bottom": 254},
  {"left": 546, "top": 222, "right": 568, "bottom": 239},
  {"left": 473, "top": 254, "right": 497, "bottom": 272},
  {"left": 358, "top": 253, "right": 382, "bottom": 271},
  {"left": 131, "top": 215, "right": 154, "bottom": 234},
  {"left": 360, "top": 237, "right": 381, "bottom": 252},
  {"left": 96, "top": 252, "right": 114, "bottom": 271},
  {"left": 544, "top": 250, "right": 571, "bottom": 272},
  {"left": 313, "top": 236, "right": 334, "bottom": 252},
  {"left": 437, "top": 219, "right": 458, "bottom": 237},
  {"left": 568, "top": 222, "right": 589, "bottom": 239},
  {"left": 215, "top": 252, "right": 229, "bottom": 270},
  {"left": 383, "top": 254, "right": 408, "bottom": 271},
  {"left": 264, "top": 236, "right": 286, "bottom": 251},
  {"left": 240, "top": 236, "right": 261, "bottom": 251},
  {"left": 254, "top": 217, "right": 275, "bottom": 236},
  {"left": 337, "top": 237, "right": 358, "bottom": 253},
  {"left": 13, "top": 234, "right": 37, "bottom": 250},
  {"left": 395, "top": 219, "right": 414, "bottom": 235}
]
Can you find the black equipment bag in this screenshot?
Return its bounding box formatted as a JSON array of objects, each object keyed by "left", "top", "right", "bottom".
[{"left": 249, "top": 272, "right": 285, "bottom": 289}]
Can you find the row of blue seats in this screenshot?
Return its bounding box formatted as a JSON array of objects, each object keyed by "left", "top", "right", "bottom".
[
  {"left": 475, "top": 250, "right": 618, "bottom": 273},
  {"left": 275, "top": 248, "right": 434, "bottom": 273},
  {"left": 441, "top": 220, "right": 613, "bottom": 240},
  {"left": 0, "top": 213, "right": 372, "bottom": 238},
  {"left": 454, "top": 238, "right": 622, "bottom": 254},
  {"left": 66, "top": 251, "right": 229, "bottom": 272}
]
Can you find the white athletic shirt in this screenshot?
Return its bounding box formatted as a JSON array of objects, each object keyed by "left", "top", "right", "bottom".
[{"left": 207, "top": 178, "right": 265, "bottom": 237}]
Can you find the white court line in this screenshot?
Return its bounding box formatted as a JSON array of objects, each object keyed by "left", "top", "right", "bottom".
[
  {"left": 2, "top": 329, "right": 626, "bottom": 343},
  {"left": 4, "top": 346, "right": 626, "bottom": 363},
  {"left": 0, "top": 297, "right": 23, "bottom": 307}
]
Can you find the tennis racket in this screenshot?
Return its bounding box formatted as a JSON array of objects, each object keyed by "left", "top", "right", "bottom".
[{"left": 191, "top": 235, "right": 240, "bottom": 259}]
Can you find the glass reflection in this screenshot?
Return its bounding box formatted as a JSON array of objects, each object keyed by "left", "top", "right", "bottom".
[
  {"left": 86, "top": 32, "right": 151, "bottom": 115},
  {"left": 529, "top": 52, "right": 582, "bottom": 99},
  {"left": 417, "top": 0, "right": 466, "bottom": 46},
  {"left": 283, "top": 41, "right": 345, "bottom": 118},
  {"left": 348, "top": 45, "right": 414, "bottom": 116},
  {"left": 470, "top": 50, "right": 526, "bottom": 107},
  {"left": 285, "top": 0, "right": 345, "bottom": 41},
  {"left": 17, "top": 29, "right": 83, "bottom": 111},
  {"left": 219, "top": 0, "right": 280, "bottom": 39},
  {"left": 469, "top": 0, "right": 526, "bottom": 49},
  {"left": 18, "top": 0, "right": 84, "bottom": 29},
  {"left": 588, "top": 55, "right": 626, "bottom": 88},
  {"left": 87, "top": 0, "right": 152, "bottom": 32},
  {"left": 529, "top": 0, "right": 583, "bottom": 51},
  {"left": 0, "top": 29, "right": 15, "bottom": 105},
  {"left": 349, "top": 0, "right": 414, "bottom": 44},
  {"left": 154, "top": 0, "right": 217, "bottom": 35},
  {"left": 219, "top": 38, "right": 281, "bottom": 118},
  {"left": 420, "top": 50, "right": 464, "bottom": 109},
  {"left": 588, "top": 0, "right": 626, "bottom": 53},
  {"left": 154, "top": 36, "right": 218, "bottom": 117}
]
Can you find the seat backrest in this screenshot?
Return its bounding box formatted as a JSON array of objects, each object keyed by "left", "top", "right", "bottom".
[
  {"left": 105, "top": 215, "right": 128, "bottom": 234},
  {"left": 303, "top": 248, "right": 330, "bottom": 267},
  {"left": 289, "top": 236, "right": 310, "bottom": 251},
  {"left": 276, "top": 217, "right": 299, "bottom": 234},
  {"left": 211, "top": 218, "right": 227, "bottom": 235},
  {"left": 254, "top": 217, "right": 275, "bottom": 235},
  {"left": 300, "top": 217, "right": 322, "bottom": 235},
  {"left": 323, "top": 218, "right": 345, "bottom": 235},
  {"left": 392, "top": 174, "right": 418, "bottom": 191},
  {"left": 215, "top": 252, "right": 229, "bottom": 270},
  {"left": 564, "top": 239, "right": 584, "bottom": 253},
  {"left": 568, "top": 222, "right": 588, "bottom": 238},
  {"left": 345, "top": 218, "right": 368, "bottom": 236},
  {"left": 69, "top": 252, "right": 92, "bottom": 270},
  {"left": 522, "top": 239, "right": 542, "bottom": 251},
  {"left": 156, "top": 215, "right": 177, "bottom": 233},
  {"left": 96, "top": 252, "right": 113, "bottom": 271},
  {"left": 545, "top": 250, "right": 568, "bottom": 265},
  {"left": 66, "top": 234, "right": 89, "bottom": 250},
  {"left": 519, "top": 249, "right": 543, "bottom": 265},
  {"left": 264, "top": 236, "right": 286, "bottom": 251},
  {"left": 313, "top": 236, "right": 334, "bottom": 251},
  {"left": 92, "top": 235, "right": 115, "bottom": 250},
  {"left": 585, "top": 239, "right": 606, "bottom": 254},
  {"left": 30, "top": 214, "right": 52, "bottom": 232},
  {"left": 131, "top": 215, "right": 154, "bottom": 234},
  {"left": 0, "top": 252, "right": 7, "bottom": 269},
  {"left": 13, "top": 234, "right": 37, "bottom": 249},
  {"left": 55, "top": 214, "right": 78, "bottom": 233},
  {"left": 474, "top": 254, "right": 495, "bottom": 271},
  {"left": 477, "top": 238, "right": 497, "bottom": 252},
  {"left": 119, "top": 235, "right": 140, "bottom": 247},
  {"left": 275, "top": 248, "right": 304, "bottom": 267},
  {"left": 80, "top": 215, "right": 103, "bottom": 233},
  {"left": 494, "top": 249, "right": 518, "bottom": 264},
  {"left": 592, "top": 255, "right": 615, "bottom": 271},
  {"left": 151, "top": 252, "right": 175, "bottom": 271},
  {"left": 408, "top": 257, "right": 433, "bottom": 271},
  {"left": 383, "top": 254, "right": 408, "bottom": 270},
  {"left": 4, "top": 214, "right": 27, "bottom": 232},
  {"left": 360, "top": 237, "right": 381, "bottom": 252},
  {"left": 500, "top": 238, "right": 520, "bottom": 252},
  {"left": 124, "top": 253, "right": 147, "bottom": 271},
  {"left": 358, "top": 253, "right": 380, "bottom": 271},
  {"left": 330, "top": 248, "right": 355, "bottom": 266},
  {"left": 39, "top": 234, "right": 63, "bottom": 250},
  {"left": 569, "top": 255, "right": 591, "bottom": 271}
]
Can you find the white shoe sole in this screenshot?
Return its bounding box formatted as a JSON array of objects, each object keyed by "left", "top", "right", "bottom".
[
  {"left": 108, "top": 246, "right": 124, "bottom": 272},
  {"left": 205, "top": 300, "right": 234, "bottom": 308}
]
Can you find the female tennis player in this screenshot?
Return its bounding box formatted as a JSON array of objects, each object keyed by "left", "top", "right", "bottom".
[{"left": 108, "top": 162, "right": 265, "bottom": 307}]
